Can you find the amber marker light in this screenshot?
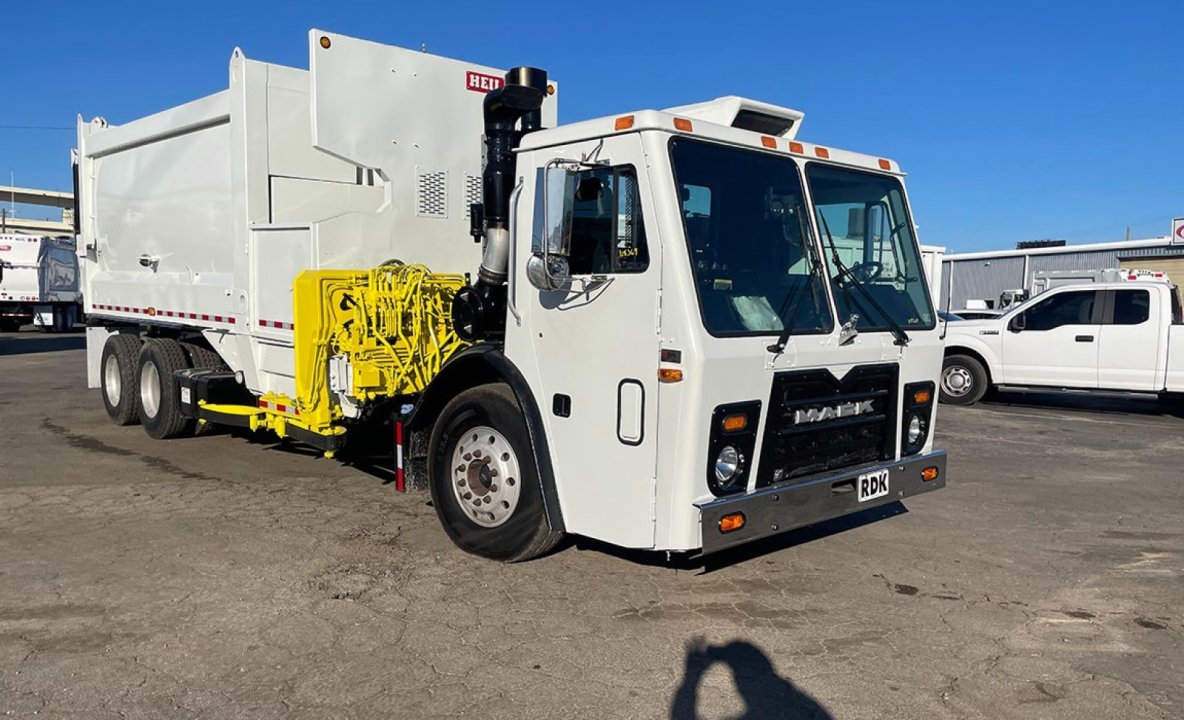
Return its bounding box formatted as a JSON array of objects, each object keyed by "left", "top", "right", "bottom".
[
  {"left": 760, "top": 135, "right": 777, "bottom": 148},
  {"left": 719, "top": 513, "right": 746, "bottom": 533},
  {"left": 878, "top": 159, "right": 892, "bottom": 170},
  {"left": 913, "top": 389, "right": 932, "bottom": 405},
  {"left": 789, "top": 141, "right": 804, "bottom": 154},
  {"left": 921, "top": 466, "right": 940, "bottom": 482},
  {"left": 658, "top": 368, "right": 684, "bottom": 383},
  {"left": 319, "top": 36, "right": 332, "bottom": 49},
  {"left": 721, "top": 414, "right": 748, "bottom": 432},
  {"left": 615, "top": 115, "right": 635, "bottom": 130},
  {"left": 815, "top": 147, "right": 830, "bottom": 159},
  {"left": 673, "top": 118, "right": 694, "bottom": 132}
]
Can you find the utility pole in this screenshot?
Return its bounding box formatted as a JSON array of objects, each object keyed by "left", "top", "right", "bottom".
[
  {"left": 1125, "top": 226, "right": 1131, "bottom": 242},
  {"left": 1, "top": 208, "right": 6, "bottom": 233}
]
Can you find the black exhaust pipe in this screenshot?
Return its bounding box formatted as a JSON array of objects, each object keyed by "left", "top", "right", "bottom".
[{"left": 454, "top": 66, "right": 548, "bottom": 341}]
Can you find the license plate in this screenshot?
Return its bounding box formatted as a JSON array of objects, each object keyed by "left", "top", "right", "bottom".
[{"left": 857, "top": 469, "right": 889, "bottom": 502}]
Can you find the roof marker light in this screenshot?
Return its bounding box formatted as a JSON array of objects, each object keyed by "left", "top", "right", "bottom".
[
  {"left": 673, "top": 118, "right": 693, "bottom": 132},
  {"left": 789, "top": 141, "right": 804, "bottom": 154},
  {"left": 815, "top": 147, "right": 830, "bottom": 159},
  {"left": 760, "top": 136, "right": 777, "bottom": 149},
  {"left": 615, "top": 115, "right": 635, "bottom": 130},
  {"left": 878, "top": 159, "right": 892, "bottom": 170}
]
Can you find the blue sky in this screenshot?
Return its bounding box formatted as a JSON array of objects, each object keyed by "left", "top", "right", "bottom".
[{"left": 2, "top": 0, "right": 1180, "bottom": 251}]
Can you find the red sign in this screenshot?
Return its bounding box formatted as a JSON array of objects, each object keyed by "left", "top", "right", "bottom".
[
  {"left": 1176, "top": 224, "right": 1184, "bottom": 241},
  {"left": 466, "top": 71, "right": 504, "bottom": 93}
]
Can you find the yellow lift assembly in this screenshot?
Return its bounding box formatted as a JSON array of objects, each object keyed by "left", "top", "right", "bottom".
[{"left": 198, "top": 263, "right": 467, "bottom": 454}]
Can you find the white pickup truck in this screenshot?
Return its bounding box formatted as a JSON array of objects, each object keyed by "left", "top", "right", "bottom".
[{"left": 940, "top": 279, "right": 1184, "bottom": 404}]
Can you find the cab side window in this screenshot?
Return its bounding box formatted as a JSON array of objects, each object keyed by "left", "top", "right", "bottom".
[
  {"left": 567, "top": 166, "right": 649, "bottom": 275},
  {"left": 1021, "top": 290, "right": 1097, "bottom": 331},
  {"left": 1110, "top": 289, "right": 1150, "bottom": 325}
]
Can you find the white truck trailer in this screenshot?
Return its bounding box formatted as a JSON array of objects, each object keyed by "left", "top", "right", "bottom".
[
  {"left": 0, "top": 233, "right": 82, "bottom": 332},
  {"left": 76, "top": 30, "right": 946, "bottom": 561}
]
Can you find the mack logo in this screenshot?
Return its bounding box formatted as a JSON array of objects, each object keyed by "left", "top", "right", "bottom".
[
  {"left": 793, "top": 399, "right": 874, "bottom": 424},
  {"left": 466, "top": 71, "right": 504, "bottom": 93}
]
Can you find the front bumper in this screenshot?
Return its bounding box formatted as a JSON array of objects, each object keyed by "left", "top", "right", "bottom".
[{"left": 696, "top": 450, "right": 947, "bottom": 555}]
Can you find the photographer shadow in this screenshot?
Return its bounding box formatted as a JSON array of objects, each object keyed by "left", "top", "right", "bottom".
[{"left": 671, "top": 638, "right": 832, "bottom": 720}]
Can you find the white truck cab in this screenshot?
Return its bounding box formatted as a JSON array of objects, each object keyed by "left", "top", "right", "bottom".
[{"left": 940, "top": 279, "right": 1184, "bottom": 404}]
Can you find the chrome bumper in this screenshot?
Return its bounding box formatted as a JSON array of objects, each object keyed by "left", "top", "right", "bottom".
[{"left": 696, "top": 450, "right": 947, "bottom": 555}]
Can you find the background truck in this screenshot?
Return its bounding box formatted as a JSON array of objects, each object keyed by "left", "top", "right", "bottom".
[
  {"left": 76, "top": 30, "right": 946, "bottom": 561},
  {"left": 940, "top": 277, "right": 1184, "bottom": 405},
  {"left": 0, "top": 233, "right": 82, "bottom": 332}
]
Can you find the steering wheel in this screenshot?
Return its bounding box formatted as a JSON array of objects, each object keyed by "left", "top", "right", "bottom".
[{"left": 848, "top": 260, "right": 884, "bottom": 282}]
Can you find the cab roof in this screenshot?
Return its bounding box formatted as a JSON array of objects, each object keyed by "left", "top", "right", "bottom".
[{"left": 518, "top": 97, "right": 903, "bottom": 176}]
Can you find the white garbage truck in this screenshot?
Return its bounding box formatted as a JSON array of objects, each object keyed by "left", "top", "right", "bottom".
[
  {"left": 76, "top": 30, "right": 946, "bottom": 561},
  {"left": 0, "top": 233, "right": 82, "bottom": 332}
]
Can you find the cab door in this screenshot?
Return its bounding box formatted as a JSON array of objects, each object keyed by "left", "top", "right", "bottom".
[
  {"left": 1097, "top": 288, "right": 1160, "bottom": 390},
  {"left": 1001, "top": 288, "right": 1101, "bottom": 388},
  {"left": 512, "top": 135, "right": 662, "bottom": 548}
]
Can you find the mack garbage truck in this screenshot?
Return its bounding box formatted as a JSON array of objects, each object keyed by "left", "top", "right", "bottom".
[{"left": 76, "top": 30, "right": 947, "bottom": 561}]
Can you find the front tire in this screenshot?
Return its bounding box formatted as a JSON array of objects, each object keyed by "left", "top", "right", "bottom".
[
  {"left": 101, "top": 334, "right": 143, "bottom": 425},
  {"left": 940, "top": 354, "right": 989, "bottom": 406},
  {"left": 137, "top": 339, "right": 193, "bottom": 439},
  {"left": 428, "top": 384, "right": 563, "bottom": 562}
]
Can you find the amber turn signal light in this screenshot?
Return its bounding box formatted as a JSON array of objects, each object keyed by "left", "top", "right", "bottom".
[
  {"left": 913, "top": 389, "right": 932, "bottom": 405},
  {"left": 921, "top": 466, "right": 939, "bottom": 482},
  {"left": 721, "top": 414, "right": 748, "bottom": 432},
  {"left": 719, "top": 513, "right": 746, "bottom": 533}
]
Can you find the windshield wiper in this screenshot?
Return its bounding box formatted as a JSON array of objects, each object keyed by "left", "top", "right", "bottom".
[
  {"left": 767, "top": 212, "right": 823, "bottom": 354},
  {"left": 817, "top": 213, "right": 910, "bottom": 347}
]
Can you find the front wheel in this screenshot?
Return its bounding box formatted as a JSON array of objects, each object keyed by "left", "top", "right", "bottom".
[
  {"left": 940, "top": 354, "right": 989, "bottom": 406},
  {"left": 428, "top": 384, "right": 563, "bottom": 562}
]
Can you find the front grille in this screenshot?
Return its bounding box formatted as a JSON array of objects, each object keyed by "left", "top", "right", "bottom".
[{"left": 756, "top": 364, "right": 898, "bottom": 486}]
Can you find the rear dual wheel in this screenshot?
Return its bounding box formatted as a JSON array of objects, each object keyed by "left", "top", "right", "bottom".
[{"left": 137, "top": 339, "right": 194, "bottom": 439}]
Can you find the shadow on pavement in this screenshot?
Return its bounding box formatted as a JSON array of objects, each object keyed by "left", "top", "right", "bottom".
[
  {"left": 0, "top": 333, "right": 86, "bottom": 356},
  {"left": 575, "top": 501, "right": 907, "bottom": 572},
  {"left": 983, "top": 388, "right": 1184, "bottom": 418},
  {"left": 670, "top": 637, "right": 832, "bottom": 719}
]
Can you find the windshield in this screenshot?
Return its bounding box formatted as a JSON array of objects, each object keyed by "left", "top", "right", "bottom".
[
  {"left": 670, "top": 139, "right": 833, "bottom": 337},
  {"left": 807, "top": 164, "right": 935, "bottom": 331}
]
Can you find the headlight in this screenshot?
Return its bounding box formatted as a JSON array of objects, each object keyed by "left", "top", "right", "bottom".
[
  {"left": 907, "top": 415, "right": 923, "bottom": 444},
  {"left": 901, "top": 382, "right": 935, "bottom": 456},
  {"left": 714, "top": 446, "right": 740, "bottom": 484}
]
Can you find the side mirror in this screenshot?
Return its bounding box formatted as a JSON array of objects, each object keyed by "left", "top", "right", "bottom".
[
  {"left": 1009, "top": 313, "right": 1026, "bottom": 332},
  {"left": 527, "top": 162, "right": 577, "bottom": 291}
]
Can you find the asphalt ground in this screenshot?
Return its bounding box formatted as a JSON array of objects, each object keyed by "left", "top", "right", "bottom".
[{"left": 1, "top": 329, "right": 1181, "bottom": 719}]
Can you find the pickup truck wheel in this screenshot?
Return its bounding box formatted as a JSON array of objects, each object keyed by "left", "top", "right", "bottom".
[
  {"left": 137, "top": 339, "right": 194, "bottom": 439},
  {"left": 101, "top": 334, "right": 143, "bottom": 425},
  {"left": 940, "top": 354, "right": 988, "bottom": 406},
  {"left": 429, "top": 384, "right": 564, "bottom": 562}
]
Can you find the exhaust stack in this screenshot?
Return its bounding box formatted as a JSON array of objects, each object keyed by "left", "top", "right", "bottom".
[
  {"left": 454, "top": 66, "right": 548, "bottom": 340},
  {"left": 477, "top": 66, "right": 548, "bottom": 286}
]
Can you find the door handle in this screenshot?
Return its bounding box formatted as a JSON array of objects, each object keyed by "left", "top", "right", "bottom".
[{"left": 1075, "top": 335, "right": 1094, "bottom": 342}]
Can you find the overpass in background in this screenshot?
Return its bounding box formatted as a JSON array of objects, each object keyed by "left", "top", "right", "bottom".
[{"left": 0, "top": 184, "right": 74, "bottom": 235}]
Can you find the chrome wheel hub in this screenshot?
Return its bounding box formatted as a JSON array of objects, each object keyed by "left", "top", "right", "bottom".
[
  {"left": 941, "top": 366, "right": 973, "bottom": 397},
  {"left": 450, "top": 426, "right": 521, "bottom": 528},
  {"left": 140, "top": 362, "right": 161, "bottom": 419},
  {"left": 104, "top": 355, "right": 122, "bottom": 406}
]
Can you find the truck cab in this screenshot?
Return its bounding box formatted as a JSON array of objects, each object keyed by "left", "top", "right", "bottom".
[
  {"left": 498, "top": 106, "right": 947, "bottom": 554},
  {"left": 940, "top": 279, "right": 1184, "bottom": 405}
]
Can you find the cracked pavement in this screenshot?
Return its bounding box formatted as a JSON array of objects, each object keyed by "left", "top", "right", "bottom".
[{"left": 0, "top": 331, "right": 1181, "bottom": 719}]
